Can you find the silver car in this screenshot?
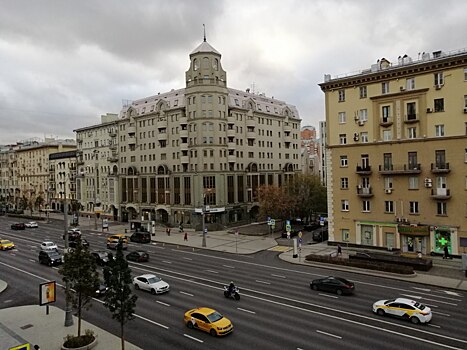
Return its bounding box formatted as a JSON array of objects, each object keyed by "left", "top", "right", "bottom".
[{"left": 133, "top": 274, "right": 170, "bottom": 295}]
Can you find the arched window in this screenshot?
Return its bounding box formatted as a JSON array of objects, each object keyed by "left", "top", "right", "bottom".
[
  {"left": 203, "top": 57, "right": 210, "bottom": 69},
  {"left": 193, "top": 58, "right": 199, "bottom": 71},
  {"left": 213, "top": 58, "right": 218, "bottom": 70}
]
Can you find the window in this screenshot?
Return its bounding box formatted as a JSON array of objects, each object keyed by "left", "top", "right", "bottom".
[
  {"left": 359, "top": 86, "right": 367, "bottom": 98},
  {"left": 382, "top": 105, "right": 391, "bottom": 122},
  {"left": 406, "top": 102, "right": 416, "bottom": 120},
  {"left": 383, "top": 153, "right": 392, "bottom": 170},
  {"left": 362, "top": 200, "right": 370, "bottom": 212},
  {"left": 464, "top": 95, "right": 467, "bottom": 108},
  {"left": 408, "top": 176, "right": 418, "bottom": 189},
  {"left": 437, "top": 202, "right": 447, "bottom": 215},
  {"left": 407, "top": 127, "right": 417, "bottom": 139},
  {"left": 382, "top": 82, "right": 389, "bottom": 94},
  {"left": 434, "top": 98, "right": 444, "bottom": 112},
  {"left": 359, "top": 109, "right": 368, "bottom": 121},
  {"left": 339, "top": 134, "right": 347, "bottom": 145},
  {"left": 360, "top": 132, "right": 368, "bottom": 143},
  {"left": 340, "top": 155, "right": 348, "bottom": 167},
  {"left": 341, "top": 200, "right": 349, "bottom": 211},
  {"left": 340, "top": 177, "right": 349, "bottom": 189},
  {"left": 465, "top": 148, "right": 467, "bottom": 163},
  {"left": 385, "top": 201, "right": 394, "bottom": 213},
  {"left": 464, "top": 68, "right": 467, "bottom": 81},
  {"left": 406, "top": 78, "right": 415, "bottom": 90},
  {"left": 383, "top": 130, "right": 392, "bottom": 141},
  {"left": 338, "top": 112, "right": 346, "bottom": 123},
  {"left": 338, "top": 89, "right": 345, "bottom": 102},
  {"left": 342, "top": 229, "right": 350, "bottom": 242},
  {"left": 435, "top": 125, "right": 444, "bottom": 137},
  {"left": 434, "top": 72, "right": 444, "bottom": 86},
  {"left": 409, "top": 201, "right": 419, "bottom": 214}
]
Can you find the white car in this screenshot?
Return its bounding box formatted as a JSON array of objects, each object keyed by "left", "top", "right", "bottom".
[
  {"left": 133, "top": 274, "right": 170, "bottom": 295},
  {"left": 25, "top": 221, "right": 39, "bottom": 228},
  {"left": 40, "top": 241, "right": 58, "bottom": 251},
  {"left": 373, "top": 297, "right": 432, "bottom": 324}
]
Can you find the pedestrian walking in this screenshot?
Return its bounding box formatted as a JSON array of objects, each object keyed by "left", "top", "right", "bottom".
[
  {"left": 179, "top": 224, "right": 184, "bottom": 232},
  {"left": 166, "top": 227, "right": 171, "bottom": 236},
  {"left": 443, "top": 244, "right": 450, "bottom": 259},
  {"left": 337, "top": 244, "right": 342, "bottom": 256},
  {"left": 184, "top": 232, "right": 188, "bottom": 241}
]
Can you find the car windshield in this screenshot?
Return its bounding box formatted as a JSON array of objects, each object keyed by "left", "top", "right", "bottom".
[
  {"left": 49, "top": 252, "right": 60, "bottom": 258},
  {"left": 147, "top": 276, "right": 161, "bottom": 284},
  {"left": 206, "top": 311, "right": 223, "bottom": 323}
]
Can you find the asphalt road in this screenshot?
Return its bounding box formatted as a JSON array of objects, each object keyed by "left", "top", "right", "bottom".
[{"left": 1, "top": 217, "right": 466, "bottom": 350}]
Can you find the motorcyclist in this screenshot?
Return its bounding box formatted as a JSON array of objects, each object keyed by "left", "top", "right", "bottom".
[{"left": 228, "top": 281, "right": 236, "bottom": 295}]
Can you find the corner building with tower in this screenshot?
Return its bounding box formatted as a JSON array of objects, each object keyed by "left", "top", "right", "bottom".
[{"left": 74, "top": 38, "right": 301, "bottom": 230}]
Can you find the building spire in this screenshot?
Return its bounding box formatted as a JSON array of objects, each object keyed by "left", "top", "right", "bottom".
[{"left": 203, "top": 24, "right": 206, "bottom": 42}]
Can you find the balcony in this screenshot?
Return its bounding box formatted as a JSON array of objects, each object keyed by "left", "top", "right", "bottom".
[
  {"left": 246, "top": 118, "right": 256, "bottom": 128},
  {"left": 109, "top": 130, "right": 117, "bottom": 137},
  {"left": 180, "top": 129, "right": 188, "bottom": 138},
  {"left": 283, "top": 124, "right": 292, "bottom": 132},
  {"left": 157, "top": 133, "right": 167, "bottom": 141},
  {"left": 227, "top": 142, "right": 236, "bottom": 150},
  {"left": 404, "top": 114, "right": 419, "bottom": 123},
  {"left": 127, "top": 125, "right": 136, "bottom": 134},
  {"left": 284, "top": 133, "right": 292, "bottom": 143},
  {"left": 227, "top": 128, "right": 236, "bottom": 137},
  {"left": 431, "top": 162, "right": 450, "bottom": 174},
  {"left": 157, "top": 119, "right": 168, "bottom": 128},
  {"left": 246, "top": 131, "right": 256, "bottom": 139},
  {"left": 227, "top": 115, "right": 235, "bottom": 124},
  {"left": 378, "top": 164, "right": 421, "bottom": 175},
  {"left": 109, "top": 143, "right": 117, "bottom": 150},
  {"left": 77, "top": 158, "right": 84, "bottom": 165},
  {"left": 356, "top": 186, "right": 373, "bottom": 197},
  {"left": 379, "top": 117, "right": 393, "bottom": 127},
  {"left": 430, "top": 188, "right": 451, "bottom": 199},
  {"left": 107, "top": 156, "right": 119, "bottom": 162},
  {"left": 228, "top": 154, "right": 236, "bottom": 163},
  {"left": 179, "top": 115, "right": 188, "bottom": 125},
  {"left": 356, "top": 165, "right": 372, "bottom": 175},
  {"left": 180, "top": 142, "right": 189, "bottom": 152},
  {"left": 128, "top": 136, "right": 136, "bottom": 145},
  {"left": 180, "top": 155, "right": 189, "bottom": 164}
]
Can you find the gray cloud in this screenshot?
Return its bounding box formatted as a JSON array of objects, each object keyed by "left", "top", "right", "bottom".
[{"left": 0, "top": 0, "right": 466, "bottom": 143}]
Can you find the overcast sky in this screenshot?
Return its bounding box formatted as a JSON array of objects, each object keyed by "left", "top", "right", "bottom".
[{"left": 1, "top": 0, "right": 466, "bottom": 144}]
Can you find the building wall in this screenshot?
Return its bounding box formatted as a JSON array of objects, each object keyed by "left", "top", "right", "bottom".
[{"left": 321, "top": 49, "right": 467, "bottom": 254}]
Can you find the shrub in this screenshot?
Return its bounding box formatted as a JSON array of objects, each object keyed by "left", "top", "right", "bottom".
[{"left": 63, "top": 329, "right": 95, "bottom": 348}]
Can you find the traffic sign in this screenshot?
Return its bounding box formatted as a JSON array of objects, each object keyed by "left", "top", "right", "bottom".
[
  {"left": 286, "top": 224, "right": 291, "bottom": 232},
  {"left": 270, "top": 219, "right": 275, "bottom": 226},
  {"left": 298, "top": 231, "right": 302, "bottom": 238}
]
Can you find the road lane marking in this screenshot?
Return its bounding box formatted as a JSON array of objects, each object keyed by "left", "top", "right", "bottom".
[
  {"left": 437, "top": 290, "right": 462, "bottom": 297},
  {"left": 183, "top": 257, "right": 192, "bottom": 260},
  {"left": 204, "top": 269, "right": 218, "bottom": 274},
  {"left": 432, "top": 311, "right": 450, "bottom": 317},
  {"left": 162, "top": 260, "right": 172, "bottom": 264},
  {"left": 237, "top": 307, "right": 256, "bottom": 314},
  {"left": 428, "top": 324, "right": 441, "bottom": 328},
  {"left": 319, "top": 293, "right": 338, "bottom": 299},
  {"left": 180, "top": 291, "right": 194, "bottom": 297},
  {"left": 271, "top": 274, "right": 286, "bottom": 278},
  {"left": 412, "top": 287, "right": 431, "bottom": 292},
  {"left": 184, "top": 334, "right": 203, "bottom": 343},
  {"left": 316, "top": 330, "right": 342, "bottom": 339},
  {"left": 3, "top": 300, "right": 13, "bottom": 303},
  {"left": 222, "top": 264, "right": 235, "bottom": 269},
  {"left": 255, "top": 280, "right": 271, "bottom": 285},
  {"left": 401, "top": 294, "right": 457, "bottom": 306},
  {"left": 29, "top": 259, "right": 35, "bottom": 263},
  {"left": 156, "top": 301, "right": 170, "bottom": 307}
]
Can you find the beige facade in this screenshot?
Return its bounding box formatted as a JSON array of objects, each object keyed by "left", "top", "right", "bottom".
[
  {"left": 320, "top": 49, "right": 467, "bottom": 255},
  {"left": 74, "top": 39, "right": 301, "bottom": 226},
  {"left": 48, "top": 150, "right": 78, "bottom": 212}
]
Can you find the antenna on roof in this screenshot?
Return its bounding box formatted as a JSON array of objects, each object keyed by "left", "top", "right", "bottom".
[{"left": 203, "top": 24, "right": 206, "bottom": 42}]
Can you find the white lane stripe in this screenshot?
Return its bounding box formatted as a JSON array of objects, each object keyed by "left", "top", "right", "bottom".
[
  {"left": 255, "top": 280, "right": 271, "bottom": 285},
  {"left": 316, "top": 330, "right": 342, "bottom": 339},
  {"left": 271, "top": 274, "right": 286, "bottom": 279},
  {"left": 222, "top": 264, "right": 235, "bottom": 269},
  {"left": 319, "top": 293, "right": 338, "bottom": 299},
  {"left": 180, "top": 291, "right": 194, "bottom": 297},
  {"left": 237, "top": 307, "right": 256, "bottom": 314},
  {"left": 156, "top": 301, "right": 170, "bottom": 307},
  {"left": 29, "top": 259, "right": 35, "bottom": 263},
  {"left": 432, "top": 311, "right": 451, "bottom": 317},
  {"left": 428, "top": 324, "right": 441, "bottom": 328},
  {"left": 183, "top": 257, "right": 193, "bottom": 260},
  {"left": 162, "top": 260, "right": 172, "bottom": 264},
  {"left": 183, "top": 334, "right": 203, "bottom": 343},
  {"left": 401, "top": 294, "right": 457, "bottom": 306},
  {"left": 205, "top": 269, "right": 218, "bottom": 274},
  {"left": 412, "top": 287, "right": 431, "bottom": 292},
  {"left": 153, "top": 245, "right": 165, "bottom": 249},
  {"left": 133, "top": 313, "right": 169, "bottom": 329}
]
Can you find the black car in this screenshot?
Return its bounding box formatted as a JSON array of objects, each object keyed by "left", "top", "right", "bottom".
[
  {"left": 312, "top": 228, "right": 329, "bottom": 242},
  {"left": 92, "top": 251, "right": 112, "bottom": 266},
  {"left": 95, "top": 282, "right": 108, "bottom": 297},
  {"left": 11, "top": 223, "right": 26, "bottom": 230},
  {"left": 130, "top": 231, "right": 151, "bottom": 243},
  {"left": 310, "top": 276, "right": 355, "bottom": 295},
  {"left": 39, "top": 249, "right": 63, "bottom": 266},
  {"left": 68, "top": 238, "right": 90, "bottom": 249},
  {"left": 126, "top": 251, "right": 149, "bottom": 262}
]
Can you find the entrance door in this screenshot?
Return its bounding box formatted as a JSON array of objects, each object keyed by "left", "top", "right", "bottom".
[
  {"left": 386, "top": 233, "right": 395, "bottom": 250},
  {"left": 361, "top": 225, "right": 373, "bottom": 246},
  {"left": 407, "top": 236, "right": 415, "bottom": 252}
]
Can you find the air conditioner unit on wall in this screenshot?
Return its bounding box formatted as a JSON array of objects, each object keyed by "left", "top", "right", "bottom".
[
  {"left": 400, "top": 86, "right": 406, "bottom": 91},
  {"left": 385, "top": 189, "right": 392, "bottom": 194},
  {"left": 427, "top": 108, "right": 433, "bottom": 113},
  {"left": 358, "top": 120, "right": 365, "bottom": 126}
]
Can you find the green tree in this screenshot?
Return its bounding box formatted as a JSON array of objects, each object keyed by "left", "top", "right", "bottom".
[
  {"left": 288, "top": 174, "right": 327, "bottom": 222},
  {"left": 104, "top": 242, "right": 137, "bottom": 350},
  {"left": 59, "top": 240, "right": 100, "bottom": 337}
]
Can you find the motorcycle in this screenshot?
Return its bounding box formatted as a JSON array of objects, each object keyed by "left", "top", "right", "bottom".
[{"left": 224, "top": 285, "right": 240, "bottom": 300}]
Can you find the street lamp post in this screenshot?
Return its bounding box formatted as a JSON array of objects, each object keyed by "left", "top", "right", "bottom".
[{"left": 63, "top": 182, "right": 73, "bottom": 327}]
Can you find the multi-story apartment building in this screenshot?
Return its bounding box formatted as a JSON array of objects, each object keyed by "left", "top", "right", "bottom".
[
  {"left": 75, "top": 39, "right": 301, "bottom": 227},
  {"left": 320, "top": 48, "right": 467, "bottom": 256},
  {"left": 0, "top": 144, "right": 19, "bottom": 209},
  {"left": 300, "top": 125, "right": 321, "bottom": 177},
  {"left": 48, "top": 150, "right": 78, "bottom": 212},
  {"left": 319, "top": 121, "right": 328, "bottom": 187}
]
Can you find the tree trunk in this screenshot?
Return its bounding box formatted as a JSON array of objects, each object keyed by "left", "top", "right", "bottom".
[
  {"left": 78, "top": 291, "right": 82, "bottom": 337},
  {"left": 121, "top": 319, "right": 125, "bottom": 350}
]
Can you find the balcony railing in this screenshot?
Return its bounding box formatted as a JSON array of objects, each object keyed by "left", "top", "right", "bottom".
[
  {"left": 404, "top": 114, "right": 419, "bottom": 123},
  {"left": 431, "top": 162, "right": 450, "bottom": 173},
  {"left": 380, "top": 116, "right": 393, "bottom": 127},
  {"left": 356, "top": 186, "right": 373, "bottom": 197},
  {"left": 379, "top": 164, "right": 421, "bottom": 175},
  {"left": 356, "top": 165, "right": 372, "bottom": 175},
  {"left": 430, "top": 188, "right": 451, "bottom": 199}
]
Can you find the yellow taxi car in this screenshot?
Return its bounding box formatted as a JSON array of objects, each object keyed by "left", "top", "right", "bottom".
[
  {"left": 0, "top": 239, "right": 15, "bottom": 250},
  {"left": 373, "top": 297, "right": 432, "bottom": 324},
  {"left": 184, "top": 307, "right": 233, "bottom": 336},
  {"left": 107, "top": 234, "right": 128, "bottom": 250}
]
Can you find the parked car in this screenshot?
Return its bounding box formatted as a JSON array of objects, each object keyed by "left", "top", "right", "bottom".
[
  {"left": 25, "top": 221, "right": 39, "bottom": 228},
  {"left": 133, "top": 274, "right": 169, "bottom": 294},
  {"left": 68, "top": 238, "right": 90, "bottom": 249},
  {"left": 107, "top": 234, "right": 128, "bottom": 250},
  {"left": 373, "top": 297, "right": 432, "bottom": 324},
  {"left": 310, "top": 276, "right": 355, "bottom": 295},
  {"left": 0, "top": 239, "right": 15, "bottom": 250},
  {"left": 91, "top": 251, "right": 112, "bottom": 266},
  {"left": 130, "top": 231, "right": 151, "bottom": 243},
  {"left": 11, "top": 223, "right": 26, "bottom": 230},
  {"left": 38, "top": 249, "right": 62, "bottom": 266},
  {"left": 304, "top": 222, "right": 320, "bottom": 231},
  {"left": 184, "top": 307, "right": 233, "bottom": 337},
  {"left": 126, "top": 250, "right": 149, "bottom": 262},
  {"left": 63, "top": 228, "right": 82, "bottom": 240},
  {"left": 312, "top": 228, "right": 329, "bottom": 242},
  {"left": 40, "top": 241, "right": 58, "bottom": 251}
]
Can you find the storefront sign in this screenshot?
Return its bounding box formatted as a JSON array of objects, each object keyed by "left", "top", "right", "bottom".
[{"left": 398, "top": 225, "right": 430, "bottom": 235}]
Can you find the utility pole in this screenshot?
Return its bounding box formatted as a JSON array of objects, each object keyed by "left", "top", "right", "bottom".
[
  {"left": 63, "top": 183, "right": 73, "bottom": 327},
  {"left": 201, "top": 193, "right": 207, "bottom": 248}
]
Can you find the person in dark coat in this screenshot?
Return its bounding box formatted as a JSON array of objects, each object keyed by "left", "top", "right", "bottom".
[
  {"left": 337, "top": 244, "right": 342, "bottom": 256},
  {"left": 443, "top": 244, "right": 450, "bottom": 259}
]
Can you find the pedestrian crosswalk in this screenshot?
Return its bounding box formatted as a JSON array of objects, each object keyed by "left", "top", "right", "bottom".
[{"left": 268, "top": 245, "right": 291, "bottom": 252}]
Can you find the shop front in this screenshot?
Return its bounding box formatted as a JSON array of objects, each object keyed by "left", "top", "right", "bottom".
[
  {"left": 433, "top": 227, "right": 453, "bottom": 255},
  {"left": 398, "top": 225, "right": 430, "bottom": 255}
]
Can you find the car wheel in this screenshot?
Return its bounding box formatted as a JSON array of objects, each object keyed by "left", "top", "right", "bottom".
[
  {"left": 187, "top": 321, "right": 194, "bottom": 329},
  {"left": 151, "top": 289, "right": 156, "bottom": 295},
  {"left": 376, "top": 309, "right": 385, "bottom": 316},
  {"left": 210, "top": 329, "right": 217, "bottom": 337},
  {"left": 410, "top": 316, "right": 420, "bottom": 325},
  {"left": 312, "top": 284, "right": 318, "bottom": 291},
  {"left": 336, "top": 289, "right": 343, "bottom": 296},
  {"left": 134, "top": 284, "right": 139, "bottom": 290}
]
